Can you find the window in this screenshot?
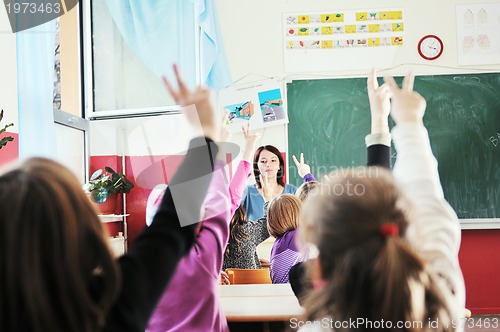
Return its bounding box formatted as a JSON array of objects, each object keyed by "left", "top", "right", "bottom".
[
  {"left": 86, "top": 0, "right": 198, "bottom": 118},
  {"left": 54, "top": 3, "right": 89, "bottom": 184}
]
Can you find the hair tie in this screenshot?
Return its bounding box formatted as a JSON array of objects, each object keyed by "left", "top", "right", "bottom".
[{"left": 380, "top": 223, "right": 399, "bottom": 237}]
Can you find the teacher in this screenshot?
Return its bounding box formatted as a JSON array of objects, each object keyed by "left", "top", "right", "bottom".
[{"left": 241, "top": 144, "right": 297, "bottom": 221}]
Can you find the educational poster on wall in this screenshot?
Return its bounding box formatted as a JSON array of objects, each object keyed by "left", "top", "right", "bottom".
[
  {"left": 218, "top": 79, "right": 288, "bottom": 132},
  {"left": 283, "top": 8, "right": 404, "bottom": 72},
  {"left": 456, "top": 3, "right": 500, "bottom": 66}
]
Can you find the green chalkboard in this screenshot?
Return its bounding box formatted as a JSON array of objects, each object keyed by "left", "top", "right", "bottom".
[{"left": 287, "top": 73, "right": 500, "bottom": 219}]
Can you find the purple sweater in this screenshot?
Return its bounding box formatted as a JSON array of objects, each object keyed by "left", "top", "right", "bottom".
[
  {"left": 270, "top": 230, "right": 304, "bottom": 284},
  {"left": 146, "top": 160, "right": 231, "bottom": 332}
]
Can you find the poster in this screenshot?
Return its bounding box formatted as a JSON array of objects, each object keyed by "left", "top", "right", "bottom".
[
  {"left": 456, "top": 3, "right": 500, "bottom": 66},
  {"left": 218, "top": 79, "right": 288, "bottom": 132},
  {"left": 283, "top": 8, "right": 404, "bottom": 72}
]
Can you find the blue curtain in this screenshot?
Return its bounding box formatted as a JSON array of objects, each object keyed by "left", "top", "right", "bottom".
[
  {"left": 16, "top": 20, "right": 57, "bottom": 159},
  {"left": 195, "top": 0, "right": 232, "bottom": 90},
  {"left": 105, "top": 0, "right": 231, "bottom": 90}
]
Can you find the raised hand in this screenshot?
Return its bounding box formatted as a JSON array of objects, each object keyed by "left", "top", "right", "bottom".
[
  {"left": 219, "top": 271, "right": 230, "bottom": 285},
  {"left": 367, "top": 68, "right": 391, "bottom": 134},
  {"left": 217, "top": 111, "right": 242, "bottom": 163},
  {"left": 241, "top": 123, "right": 261, "bottom": 162},
  {"left": 220, "top": 111, "right": 232, "bottom": 143},
  {"left": 292, "top": 153, "right": 311, "bottom": 178},
  {"left": 384, "top": 72, "right": 426, "bottom": 125},
  {"left": 162, "top": 64, "right": 219, "bottom": 141}
]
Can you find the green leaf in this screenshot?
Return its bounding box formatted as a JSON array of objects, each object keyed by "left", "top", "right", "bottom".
[
  {"left": 105, "top": 166, "right": 117, "bottom": 174},
  {"left": 0, "top": 136, "right": 14, "bottom": 149}
]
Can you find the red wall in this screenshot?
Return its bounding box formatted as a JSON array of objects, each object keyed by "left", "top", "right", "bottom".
[
  {"left": 90, "top": 153, "right": 500, "bottom": 314},
  {"left": 459, "top": 229, "right": 500, "bottom": 313}
]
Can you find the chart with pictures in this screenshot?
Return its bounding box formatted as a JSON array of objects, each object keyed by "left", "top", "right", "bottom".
[
  {"left": 218, "top": 79, "right": 288, "bottom": 133},
  {"left": 456, "top": 3, "right": 500, "bottom": 66},
  {"left": 284, "top": 9, "right": 404, "bottom": 50}
]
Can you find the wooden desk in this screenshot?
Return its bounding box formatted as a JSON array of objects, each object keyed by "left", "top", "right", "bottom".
[{"left": 219, "top": 284, "right": 304, "bottom": 322}]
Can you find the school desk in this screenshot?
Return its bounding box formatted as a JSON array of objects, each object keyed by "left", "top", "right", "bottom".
[{"left": 219, "top": 283, "right": 304, "bottom": 322}]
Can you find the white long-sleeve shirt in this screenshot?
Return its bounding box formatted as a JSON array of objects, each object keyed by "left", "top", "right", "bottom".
[{"left": 392, "top": 123, "right": 465, "bottom": 331}]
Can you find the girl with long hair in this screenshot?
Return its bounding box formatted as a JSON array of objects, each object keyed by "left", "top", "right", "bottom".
[{"left": 0, "top": 65, "right": 225, "bottom": 332}]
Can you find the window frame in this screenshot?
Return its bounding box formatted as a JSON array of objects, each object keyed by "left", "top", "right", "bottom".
[
  {"left": 82, "top": 0, "right": 201, "bottom": 120},
  {"left": 53, "top": 1, "right": 90, "bottom": 184}
]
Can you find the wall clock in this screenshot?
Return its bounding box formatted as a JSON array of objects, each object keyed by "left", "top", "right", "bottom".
[{"left": 417, "top": 35, "right": 444, "bottom": 60}]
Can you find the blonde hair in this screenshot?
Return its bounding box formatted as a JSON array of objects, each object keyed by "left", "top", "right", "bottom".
[
  {"left": 267, "top": 194, "right": 301, "bottom": 238},
  {"left": 300, "top": 167, "right": 453, "bottom": 330},
  {"left": 295, "top": 181, "right": 320, "bottom": 202}
]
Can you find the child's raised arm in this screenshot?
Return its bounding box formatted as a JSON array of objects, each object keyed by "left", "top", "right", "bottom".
[
  {"left": 366, "top": 68, "right": 391, "bottom": 168},
  {"left": 386, "top": 72, "right": 465, "bottom": 323}
]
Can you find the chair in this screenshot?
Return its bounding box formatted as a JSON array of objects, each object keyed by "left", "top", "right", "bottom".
[{"left": 226, "top": 268, "right": 272, "bottom": 284}]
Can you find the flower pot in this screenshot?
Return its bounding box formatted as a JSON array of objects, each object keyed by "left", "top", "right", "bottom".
[{"left": 97, "top": 194, "right": 119, "bottom": 215}]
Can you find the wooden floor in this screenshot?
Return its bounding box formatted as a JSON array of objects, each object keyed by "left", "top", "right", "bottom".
[{"left": 464, "top": 315, "right": 500, "bottom": 332}]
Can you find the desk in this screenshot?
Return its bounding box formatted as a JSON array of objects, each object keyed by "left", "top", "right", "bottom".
[{"left": 219, "top": 284, "right": 304, "bottom": 322}]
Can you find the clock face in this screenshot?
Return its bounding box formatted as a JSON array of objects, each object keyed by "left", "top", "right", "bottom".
[{"left": 418, "top": 35, "right": 444, "bottom": 60}]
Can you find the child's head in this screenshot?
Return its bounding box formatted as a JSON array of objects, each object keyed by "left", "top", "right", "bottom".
[
  {"left": 0, "top": 157, "right": 120, "bottom": 332},
  {"left": 267, "top": 194, "right": 301, "bottom": 238},
  {"left": 295, "top": 181, "right": 320, "bottom": 202},
  {"left": 231, "top": 204, "right": 248, "bottom": 225},
  {"left": 300, "top": 167, "right": 451, "bottom": 325},
  {"left": 225, "top": 205, "right": 250, "bottom": 259}
]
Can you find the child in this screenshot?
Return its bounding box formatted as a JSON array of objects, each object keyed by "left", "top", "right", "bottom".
[
  {"left": 297, "top": 72, "right": 465, "bottom": 331},
  {"left": 0, "top": 64, "right": 223, "bottom": 332},
  {"left": 223, "top": 203, "right": 271, "bottom": 270},
  {"left": 223, "top": 125, "right": 272, "bottom": 270},
  {"left": 146, "top": 125, "right": 260, "bottom": 331},
  {"left": 289, "top": 68, "right": 393, "bottom": 304},
  {"left": 267, "top": 194, "right": 304, "bottom": 283}
]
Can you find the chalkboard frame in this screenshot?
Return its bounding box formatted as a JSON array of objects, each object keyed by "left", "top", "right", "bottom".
[{"left": 286, "top": 73, "right": 500, "bottom": 228}]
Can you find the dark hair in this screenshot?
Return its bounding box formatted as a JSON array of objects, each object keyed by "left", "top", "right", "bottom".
[
  {"left": 253, "top": 145, "right": 285, "bottom": 189},
  {"left": 295, "top": 181, "right": 320, "bottom": 202},
  {"left": 267, "top": 194, "right": 301, "bottom": 238},
  {"left": 225, "top": 204, "right": 250, "bottom": 259},
  {"left": 0, "top": 158, "right": 120, "bottom": 332},
  {"left": 300, "top": 167, "right": 452, "bottom": 330}
]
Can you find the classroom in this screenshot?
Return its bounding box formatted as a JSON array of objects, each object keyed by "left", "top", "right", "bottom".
[{"left": 1, "top": 0, "right": 500, "bottom": 331}]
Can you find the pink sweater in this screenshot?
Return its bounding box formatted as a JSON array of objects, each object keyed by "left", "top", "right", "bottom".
[{"left": 146, "top": 160, "right": 250, "bottom": 332}]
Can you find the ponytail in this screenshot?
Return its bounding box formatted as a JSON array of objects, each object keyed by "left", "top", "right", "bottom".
[
  {"left": 303, "top": 237, "right": 453, "bottom": 331},
  {"left": 300, "top": 167, "right": 454, "bottom": 330}
]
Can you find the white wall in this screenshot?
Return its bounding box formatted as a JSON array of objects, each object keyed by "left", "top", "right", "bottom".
[
  {"left": 91, "top": 0, "right": 500, "bottom": 166},
  {"left": 217, "top": 0, "right": 500, "bottom": 78},
  {"left": 0, "top": 6, "right": 18, "bottom": 131},
  {"left": 213, "top": 0, "right": 500, "bottom": 163},
  {"left": 55, "top": 123, "right": 86, "bottom": 184}
]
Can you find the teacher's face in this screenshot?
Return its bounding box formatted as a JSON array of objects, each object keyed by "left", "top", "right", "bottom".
[{"left": 257, "top": 149, "right": 280, "bottom": 181}]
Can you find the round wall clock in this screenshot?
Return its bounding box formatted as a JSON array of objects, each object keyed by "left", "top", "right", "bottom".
[{"left": 417, "top": 35, "right": 444, "bottom": 60}]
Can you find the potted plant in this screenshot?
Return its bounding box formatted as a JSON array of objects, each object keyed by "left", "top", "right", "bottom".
[
  {"left": 83, "top": 166, "right": 134, "bottom": 213},
  {"left": 0, "top": 110, "right": 14, "bottom": 150}
]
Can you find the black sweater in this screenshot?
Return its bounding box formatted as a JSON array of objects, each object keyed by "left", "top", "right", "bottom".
[{"left": 102, "top": 137, "right": 218, "bottom": 331}]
